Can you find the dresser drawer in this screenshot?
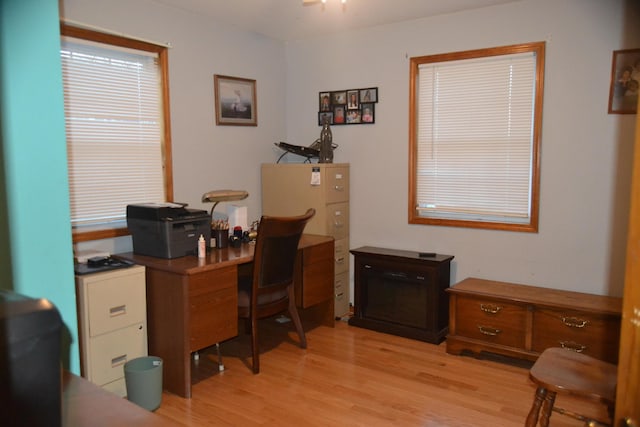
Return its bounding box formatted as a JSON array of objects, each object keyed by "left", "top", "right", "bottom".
[
  {"left": 88, "top": 322, "right": 147, "bottom": 387},
  {"left": 532, "top": 308, "right": 620, "bottom": 363},
  {"left": 325, "top": 167, "right": 349, "bottom": 204},
  {"left": 326, "top": 202, "right": 349, "bottom": 239},
  {"left": 86, "top": 268, "right": 146, "bottom": 337},
  {"left": 455, "top": 296, "right": 528, "bottom": 348}
]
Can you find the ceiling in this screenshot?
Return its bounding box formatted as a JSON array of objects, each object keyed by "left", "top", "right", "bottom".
[{"left": 149, "top": 0, "right": 519, "bottom": 42}]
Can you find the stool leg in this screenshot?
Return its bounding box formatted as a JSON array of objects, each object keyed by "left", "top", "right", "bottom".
[
  {"left": 540, "top": 390, "right": 556, "bottom": 427},
  {"left": 526, "top": 386, "right": 547, "bottom": 427}
]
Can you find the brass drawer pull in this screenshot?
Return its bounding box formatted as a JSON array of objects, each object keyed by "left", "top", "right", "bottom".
[
  {"left": 480, "top": 304, "right": 502, "bottom": 314},
  {"left": 560, "top": 340, "right": 587, "bottom": 353},
  {"left": 478, "top": 325, "right": 501, "bottom": 336},
  {"left": 561, "top": 316, "right": 588, "bottom": 328}
]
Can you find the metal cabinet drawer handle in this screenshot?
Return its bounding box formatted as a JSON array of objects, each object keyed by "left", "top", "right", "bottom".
[
  {"left": 560, "top": 340, "right": 587, "bottom": 353},
  {"left": 480, "top": 304, "right": 502, "bottom": 314},
  {"left": 334, "top": 185, "right": 344, "bottom": 191},
  {"left": 478, "top": 325, "right": 501, "bottom": 336},
  {"left": 111, "top": 354, "right": 127, "bottom": 368},
  {"left": 109, "top": 305, "right": 126, "bottom": 317},
  {"left": 561, "top": 316, "right": 588, "bottom": 328}
]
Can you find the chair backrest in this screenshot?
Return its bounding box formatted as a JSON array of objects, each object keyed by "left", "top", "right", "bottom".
[{"left": 251, "top": 208, "right": 315, "bottom": 297}]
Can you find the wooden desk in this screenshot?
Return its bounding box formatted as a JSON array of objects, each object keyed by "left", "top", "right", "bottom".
[
  {"left": 63, "top": 370, "right": 174, "bottom": 426},
  {"left": 117, "top": 234, "right": 335, "bottom": 398}
]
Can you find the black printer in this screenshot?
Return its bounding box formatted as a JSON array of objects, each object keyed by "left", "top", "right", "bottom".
[{"left": 127, "top": 203, "right": 211, "bottom": 259}]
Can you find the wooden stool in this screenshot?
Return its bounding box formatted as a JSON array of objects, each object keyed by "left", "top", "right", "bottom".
[{"left": 525, "top": 347, "right": 617, "bottom": 427}]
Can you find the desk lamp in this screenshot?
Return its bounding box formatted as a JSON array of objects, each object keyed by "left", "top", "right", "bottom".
[{"left": 201, "top": 189, "right": 249, "bottom": 221}]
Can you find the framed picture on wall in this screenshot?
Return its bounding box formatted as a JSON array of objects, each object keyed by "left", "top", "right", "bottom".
[
  {"left": 319, "top": 92, "right": 331, "bottom": 111},
  {"left": 347, "top": 90, "right": 359, "bottom": 109},
  {"left": 360, "top": 87, "right": 378, "bottom": 103},
  {"left": 318, "top": 111, "right": 333, "bottom": 125},
  {"left": 608, "top": 48, "right": 640, "bottom": 114},
  {"left": 214, "top": 74, "right": 257, "bottom": 125}
]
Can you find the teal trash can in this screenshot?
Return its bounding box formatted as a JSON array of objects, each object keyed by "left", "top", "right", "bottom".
[{"left": 124, "top": 356, "right": 163, "bottom": 411}]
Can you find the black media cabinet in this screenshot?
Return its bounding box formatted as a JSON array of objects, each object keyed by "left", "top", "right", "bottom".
[{"left": 348, "top": 247, "right": 454, "bottom": 344}]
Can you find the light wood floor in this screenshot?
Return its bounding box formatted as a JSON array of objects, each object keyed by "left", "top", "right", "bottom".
[{"left": 154, "top": 319, "right": 609, "bottom": 426}]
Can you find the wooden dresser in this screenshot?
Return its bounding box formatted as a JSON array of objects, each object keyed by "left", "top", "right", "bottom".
[{"left": 446, "top": 278, "right": 622, "bottom": 364}]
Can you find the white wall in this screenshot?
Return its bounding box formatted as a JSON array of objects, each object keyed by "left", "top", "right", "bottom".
[
  {"left": 62, "top": 0, "right": 288, "bottom": 256},
  {"left": 285, "top": 0, "right": 640, "bottom": 296},
  {"left": 65, "top": 0, "right": 640, "bottom": 298}
]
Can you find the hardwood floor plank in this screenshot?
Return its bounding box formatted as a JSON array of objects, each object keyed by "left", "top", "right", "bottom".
[{"left": 154, "top": 320, "right": 609, "bottom": 426}]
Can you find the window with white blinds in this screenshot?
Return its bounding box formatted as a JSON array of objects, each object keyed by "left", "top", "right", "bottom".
[
  {"left": 409, "top": 42, "right": 545, "bottom": 232},
  {"left": 60, "top": 26, "right": 172, "bottom": 238}
]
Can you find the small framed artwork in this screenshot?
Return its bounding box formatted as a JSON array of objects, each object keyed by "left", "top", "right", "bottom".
[
  {"left": 360, "top": 87, "right": 378, "bottom": 103},
  {"left": 319, "top": 92, "right": 331, "bottom": 112},
  {"left": 333, "top": 106, "right": 346, "bottom": 124},
  {"left": 347, "top": 90, "right": 359, "bottom": 110},
  {"left": 608, "top": 48, "right": 640, "bottom": 114},
  {"left": 318, "top": 111, "right": 333, "bottom": 125},
  {"left": 214, "top": 74, "right": 257, "bottom": 125},
  {"left": 331, "top": 91, "right": 346, "bottom": 105},
  {"left": 361, "top": 103, "right": 375, "bottom": 123},
  {"left": 346, "top": 109, "right": 361, "bottom": 124}
]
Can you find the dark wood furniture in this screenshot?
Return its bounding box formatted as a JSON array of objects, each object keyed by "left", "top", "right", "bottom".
[
  {"left": 238, "top": 209, "right": 316, "bottom": 374},
  {"left": 62, "top": 370, "right": 175, "bottom": 426},
  {"left": 525, "top": 347, "right": 617, "bottom": 427},
  {"left": 446, "top": 278, "right": 623, "bottom": 364},
  {"left": 117, "top": 234, "right": 334, "bottom": 398},
  {"left": 348, "top": 247, "right": 454, "bottom": 344}
]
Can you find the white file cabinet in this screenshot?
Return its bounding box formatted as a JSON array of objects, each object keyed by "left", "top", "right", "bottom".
[{"left": 75, "top": 265, "right": 148, "bottom": 397}]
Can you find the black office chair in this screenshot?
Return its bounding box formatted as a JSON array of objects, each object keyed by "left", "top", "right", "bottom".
[{"left": 237, "top": 208, "right": 315, "bottom": 374}]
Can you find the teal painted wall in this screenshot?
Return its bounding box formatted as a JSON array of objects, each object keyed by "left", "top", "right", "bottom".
[{"left": 1, "top": 0, "right": 79, "bottom": 373}]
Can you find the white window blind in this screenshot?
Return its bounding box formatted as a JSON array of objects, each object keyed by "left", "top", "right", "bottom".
[
  {"left": 61, "top": 37, "right": 165, "bottom": 227},
  {"left": 415, "top": 51, "right": 537, "bottom": 225}
]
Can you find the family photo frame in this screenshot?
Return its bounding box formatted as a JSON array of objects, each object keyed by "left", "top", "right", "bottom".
[
  {"left": 608, "top": 48, "right": 640, "bottom": 114},
  {"left": 214, "top": 74, "right": 257, "bottom": 126},
  {"left": 318, "top": 87, "right": 378, "bottom": 125}
]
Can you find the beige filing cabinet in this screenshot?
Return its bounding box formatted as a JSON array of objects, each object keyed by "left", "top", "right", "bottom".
[
  {"left": 262, "top": 163, "right": 350, "bottom": 317},
  {"left": 75, "top": 265, "right": 148, "bottom": 397}
]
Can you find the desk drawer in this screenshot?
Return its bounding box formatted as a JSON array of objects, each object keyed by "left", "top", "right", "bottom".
[
  {"left": 532, "top": 307, "right": 620, "bottom": 363},
  {"left": 455, "top": 296, "right": 527, "bottom": 348},
  {"left": 88, "top": 323, "right": 147, "bottom": 387},
  {"left": 86, "top": 268, "right": 146, "bottom": 337},
  {"left": 189, "top": 266, "right": 238, "bottom": 352}
]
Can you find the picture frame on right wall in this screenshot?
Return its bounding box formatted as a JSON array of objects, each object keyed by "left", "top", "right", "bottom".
[{"left": 608, "top": 48, "right": 640, "bottom": 114}]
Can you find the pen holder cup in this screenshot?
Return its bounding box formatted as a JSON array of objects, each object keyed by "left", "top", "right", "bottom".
[{"left": 214, "top": 229, "right": 229, "bottom": 249}]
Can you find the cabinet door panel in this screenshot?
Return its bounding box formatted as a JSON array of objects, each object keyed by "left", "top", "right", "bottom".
[
  {"left": 532, "top": 308, "right": 620, "bottom": 363},
  {"left": 455, "top": 297, "right": 527, "bottom": 348}
]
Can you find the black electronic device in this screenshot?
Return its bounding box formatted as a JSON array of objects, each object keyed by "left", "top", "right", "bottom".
[
  {"left": 419, "top": 252, "right": 437, "bottom": 258},
  {"left": 0, "top": 290, "right": 62, "bottom": 426}
]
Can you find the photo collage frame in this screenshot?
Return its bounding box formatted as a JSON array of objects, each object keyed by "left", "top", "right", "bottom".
[{"left": 318, "top": 87, "right": 378, "bottom": 126}]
